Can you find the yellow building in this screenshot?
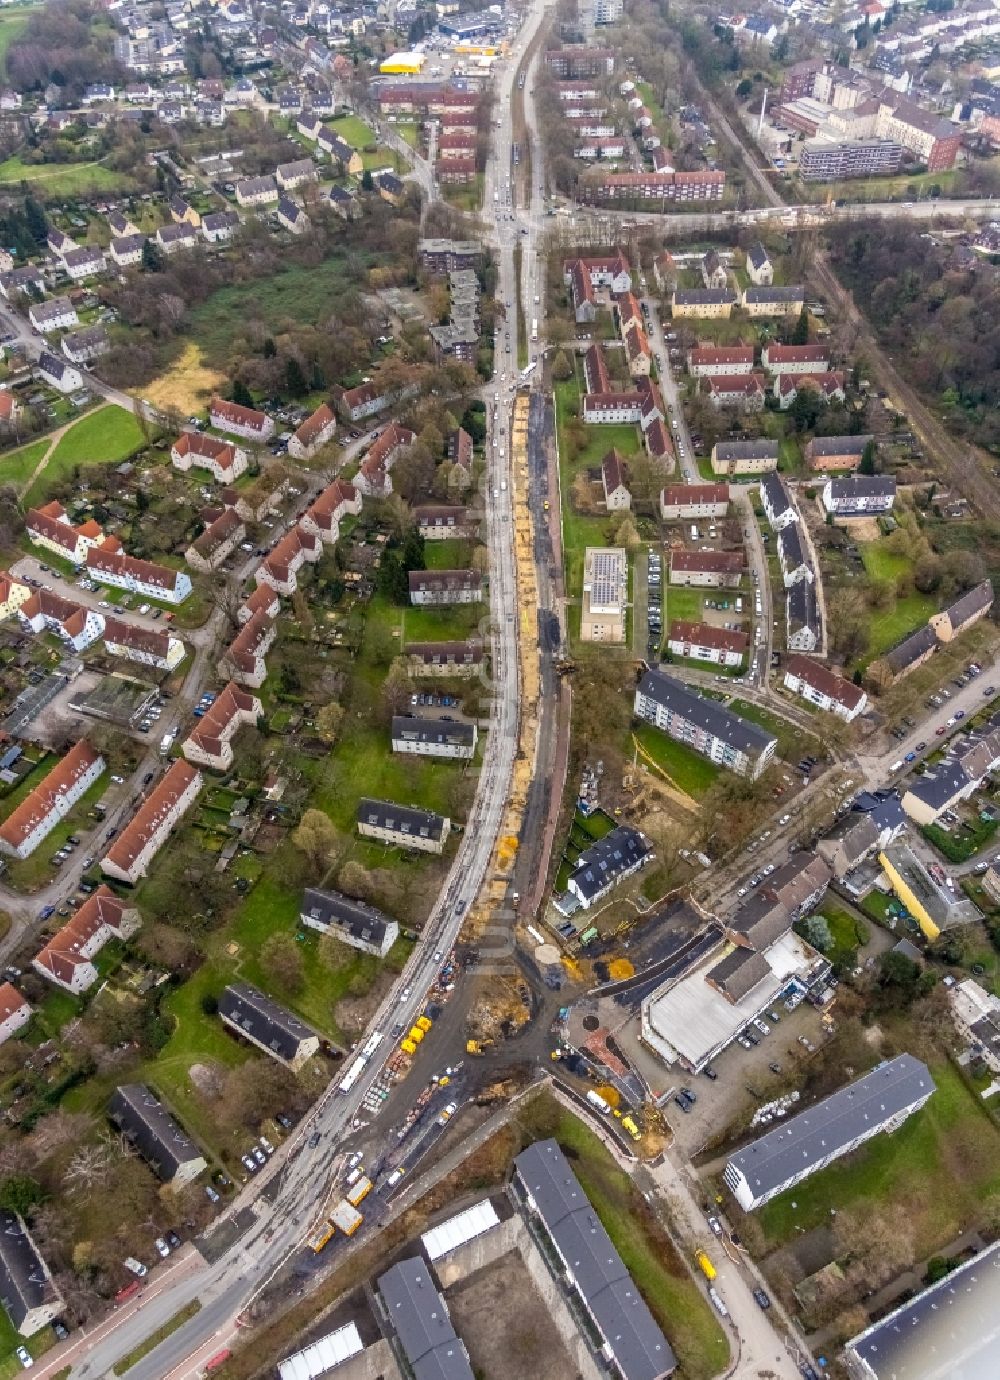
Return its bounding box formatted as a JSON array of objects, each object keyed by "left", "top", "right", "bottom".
[
  {"left": 878, "top": 842, "right": 975, "bottom": 941},
  {"left": 380, "top": 51, "right": 426, "bottom": 74},
  {"left": 0, "top": 573, "right": 31, "bottom": 621},
  {"left": 671, "top": 289, "right": 735, "bottom": 319}
]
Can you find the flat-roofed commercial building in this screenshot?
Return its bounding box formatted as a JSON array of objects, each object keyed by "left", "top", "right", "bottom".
[
  {"left": 724, "top": 1054, "right": 935, "bottom": 1210},
  {"left": 581, "top": 546, "right": 627, "bottom": 642}
]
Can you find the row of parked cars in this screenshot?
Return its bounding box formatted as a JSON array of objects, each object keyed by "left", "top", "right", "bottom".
[{"left": 647, "top": 550, "right": 662, "bottom": 657}]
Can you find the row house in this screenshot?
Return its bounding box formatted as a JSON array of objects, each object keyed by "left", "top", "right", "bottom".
[
  {"left": 33, "top": 887, "right": 140, "bottom": 994},
  {"left": 574, "top": 137, "right": 626, "bottom": 159},
  {"left": 287, "top": 403, "right": 336, "bottom": 460},
  {"left": 220, "top": 608, "right": 276, "bottom": 688},
  {"left": 583, "top": 343, "right": 610, "bottom": 394},
  {"left": 0, "top": 573, "right": 31, "bottom": 622},
  {"left": 156, "top": 222, "right": 197, "bottom": 254},
  {"left": 821, "top": 475, "right": 896, "bottom": 516},
  {"left": 704, "top": 373, "right": 766, "bottom": 410},
  {"left": 29, "top": 297, "right": 78, "bottom": 333},
  {"left": 108, "top": 1084, "right": 206, "bottom": 1187},
  {"left": 711, "top": 439, "right": 778, "bottom": 476},
  {"left": 777, "top": 524, "right": 813, "bottom": 587},
  {"left": 86, "top": 546, "right": 192, "bottom": 604},
  {"left": 182, "top": 682, "right": 262, "bottom": 771},
  {"left": 275, "top": 158, "right": 317, "bottom": 190},
  {"left": 171, "top": 431, "right": 248, "bottom": 483},
  {"left": 219, "top": 982, "right": 319, "bottom": 1070},
  {"left": 447, "top": 426, "right": 473, "bottom": 487},
  {"left": 27, "top": 500, "right": 105, "bottom": 566},
  {"left": 582, "top": 390, "right": 644, "bottom": 424},
  {"left": 102, "top": 616, "right": 185, "bottom": 670},
  {"left": 238, "top": 583, "right": 279, "bottom": 625},
  {"left": 255, "top": 525, "right": 320, "bottom": 595},
  {"left": 316, "top": 129, "right": 362, "bottom": 174},
  {"left": 660, "top": 483, "right": 729, "bottom": 520},
  {"left": 688, "top": 344, "right": 754, "bottom": 377},
  {"left": 775, "top": 372, "right": 845, "bottom": 409},
  {"left": 327, "top": 185, "right": 359, "bottom": 220},
  {"left": 62, "top": 325, "right": 110, "bottom": 366},
  {"left": 186, "top": 508, "right": 244, "bottom": 571},
  {"left": 210, "top": 396, "right": 274, "bottom": 443},
  {"left": 438, "top": 156, "right": 477, "bottom": 185},
  {"left": 300, "top": 478, "right": 361, "bottom": 545},
  {"left": 391, "top": 715, "right": 478, "bottom": 760},
  {"left": 760, "top": 473, "right": 798, "bottom": 531},
  {"left": 418, "top": 239, "right": 482, "bottom": 273},
  {"left": 667, "top": 619, "right": 747, "bottom": 667},
  {"left": 408, "top": 569, "right": 483, "bottom": 605},
  {"left": 580, "top": 169, "right": 726, "bottom": 201},
  {"left": 601, "top": 450, "right": 630, "bottom": 511},
  {"left": 169, "top": 196, "right": 200, "bottom": 227},
  {"left": 0, "top": 741, "right": 104, "bottom": 859},
  {"left": 672, "top": 288, "right": 736, "bottom": 319},
  {"left": 354, "top": 423, "right": 415, "bottom": 497},
  {"left": 102, "top": 759, "right": 202, "bottom": 884},
  {"left": 404, "top": 640, "right": 484, "bottom": 677},
  {"left": 17, "top": 589, "right": 103, "bottom": 652},
  {"left": 623, "top": 321, "right": 652, "bottom": 377},
  {"left": 783, "top": 654, "right": 868, "bottom": 721},
  {"left": 0, "top": 984, "right": 31, "bottom": 1046},
  {"left": 901, "top": 719, "right": 1000, "bottom": 827},
  {"left": 929, "top": 580, "right": 994, "bottom": 643},
  {"left": 413, "top": 506, "right": 475, "bottom": 540}
]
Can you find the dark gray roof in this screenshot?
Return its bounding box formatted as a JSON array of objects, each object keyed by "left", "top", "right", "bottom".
[
  {"left": 277, "top": 196, "right": 304, "bottom": 223},
  {"left": 747, "top": 241, "right": 769, "bottom": 269},
  {"left": 202, "top": 210, "right": 239, "bottom": 231},
  {"left": 300, "top": 887, "right": 395, "bottom": 947},
  {"left": 714, "top": 440, "right": 778, "bottom": 460},
  {"left": 0, "top": 1212, "right": 59, "bottom": 1332},
  {"left": 761, "top": 472, "right": 793, "bottom": 519},
  {"left": 673, "top": 288, "right": 736, "bottom": 305},
  {"left": 787, "top": 579, "right": 819, "bottom": 633},
  {"left": 219, "top": 982, "right": 318, "bottom": 1062},
  {"left": 391, "top": 716, "right": 476, "bottom": 749},
  {"left": 707, "top": 946, "right": 771, "bottom": 1000},
  {"left": 38, "top": 350, "right": 70, "bottom": 379},
  {"left": 827, "top": 475, "right": 896, "bottom": 500},
  {"left": 852, "top": 789, "right": 906, "bottom": 836},
  {"left": 820, "top": 811, "right": 878, "bottom": 865},
  {"left": 357, "top": 797, "right": 447, "bottom": 843},
  {"left": 515, "top": 1141, "right": 676, "bottom": 1380},
  {"left": 942, "top": 579, "right": 993, "bottom": 630},
  {"left": 109, "top": 1084, "right": 203, "bottom": 1181},
  {"left": 778, "top": 524, "right": 808, "bottom": 572},
  {"left": 727, "top": 896, "right": 790, "bottom": 951},
  {"left": 636, "top": 671, "right": 776, "bottom": 759},
  {"left": 378, "top": 1258, "right": 473, "bottom": 1379},
  {"left": 845, "top": 1240, "right": 1000, "bottom": 1380},
  {"left": 808, "top": 434, "right": 873, "bottom": 456},
  {"left": 568, "top": 825, "right": 651, "bottom": 901},
  {"left": 744, "top": 285, "right": 804, "bottom": 302},
  {"left": 727, "top": 1054, "right": 934, "bottom": 1201},
  {"left": 885, "top": 623, "right": 938, "bottom": 674},
  {"left": 904, "top": 759, "right": 971, "bottom": 811}
]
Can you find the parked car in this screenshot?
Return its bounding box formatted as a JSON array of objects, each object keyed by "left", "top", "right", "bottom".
[
  {"left": 15, "top": 1346, "right": 32, "bottom": 1369},
  {"left": 154, "top": 1238, "right": 170, "bottom": 1258},
  {"left": 673, "top": 1095, "right": 690, "bottom": 1114},
  {"left": 753, "top": 1288, "right": 771, "bottom": 1310},
  {"left": 241, "top": 1154, "right": 257, "bottom": 1173}
]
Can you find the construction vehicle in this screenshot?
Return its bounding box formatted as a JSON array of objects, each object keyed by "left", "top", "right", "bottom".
[
  {"left": 416, "top": 1015, "right": 432, "bottom": 1033},
  {"left": 330, "top": 1200, "right": 362, "bottom": 1236},
  {"left": 621, "top": 1115, "right": 641, "bottom": 1141},
  {"left": 401, "top": 1038, "right": 417, "bottom": 1055},
  {"left": 308, "top": 1222, "right": 336, "bottom": 1253},
  {"left": 347, "top": 1176, "right": 372, "bottom": 1207},
  {"left": 408, "top": 1026, "right": 425, "bottom": 1045},
  {"left": 586, "top": 1090, "right": 611, "bottom": 1114},
  {"left": 696, "top": 1251, "right": 717, "bottom": 1281}
]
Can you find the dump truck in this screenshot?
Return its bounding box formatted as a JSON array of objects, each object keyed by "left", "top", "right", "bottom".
[
  {"left": 696, "top": 1250, "right": 717, "bottom": 1281},
  {"left": 330, "top": 1200, "right": 362, "bottom": 1237}
]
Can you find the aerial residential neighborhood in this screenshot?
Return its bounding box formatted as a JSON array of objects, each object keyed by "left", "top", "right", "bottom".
[{"left": 0, "top": 0, "right": 997, "bottom": 1374}]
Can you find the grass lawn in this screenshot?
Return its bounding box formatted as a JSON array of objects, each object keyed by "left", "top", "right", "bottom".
[
  {"left": 924, "top": 813, "right": 1000, "bottom": 864},
  {"left": 664, "top": 584, "right": 708, "bottom": 624},
  {"left": 859, "top": 541, "right": 937, "bottom": 662},
  {"left": 0, "top": 1307, "right": 55, "bottom": 1380},
  {"left": 754, "top": 1059, "right": 1000, "bottom": 1260},
  {"left": 633, "top": 722, "right": 720, "bottom": 799},
  {"left": 0, "top": 437, "right": 51, "bottom": 492},
  {"left": 804, "top": 902, "right": 869, "bottom": 969},
  {"left": 23, "top": 405, "right": 148, "bottom": 505},
  {"left": 728, "top": 696, "right": 818, "bottom": 760},
  {"left": 423, "top": 539, "right": 474, "bottom": 570},
  {"left": 329, "top": 114, "right": 377, "bottom": 148},
  {"left": 0, "top": 156, "right": 130, "bottom": 198},
  {"left": 517, "top": 1097, "right": 729, "bottom": 1380}
]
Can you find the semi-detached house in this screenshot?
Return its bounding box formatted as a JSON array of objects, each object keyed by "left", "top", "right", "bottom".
[
  {"left": 299, "top": 478, "right": 361, "bottom": 544},
  {"left": 220, "top": 608, "right": 276, "bottom": 688},
  {"left": 668, "top": 619, "right": 747, "bottom": 667},
  {"left": 26, "top": 501, "right": 105, "bottom": 566},
  {"left": 783, "top": 654, "right": 867, "bottom": 720},
  {"left": 0, "top": 741, "right": 104, "bottom": 859},
  {"left": 255, "top": 525, "right": 320, "bottom": 595},
  {"left": 186, "top": 508, "right": 244, "bottom": 571},
  {"left": 101, "top": 759, "right": 202, "bottom": 884},
  {"left": 391, "top": 715, "right": 477, "bottom": 760},
  {"left": 761, "top": 343, "right": 830, "bottom": 375},
  {"left": 29, "top": 297, "right": 78, "bottom": 333},
  {"left": 17, "top": 589, "right": 104, "bottom": 652}
]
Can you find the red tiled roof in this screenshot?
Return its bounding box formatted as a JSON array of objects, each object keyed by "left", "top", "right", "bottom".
[
  {"left": 172, "top": 431, "right": 241, "bottom": 472},
  {"left": 210, "top": 396, "right": 269, "bottom": 431},
  {"left": 705, "top": 373, "right": 765, "bottom": 395},
  {"left": 293, "top": 402, "right": 336, "bottom": 448},
  {"left": 184, "top": 681, "right": 257, "bottom": 760},
  {"left": 661, "top": 483, "right": 729, "bottom": 507},
  {"left": 228, "top": 608, "right": 274, "bottom": 671},
  {"left": 0, "top": 982, "right": 27, "bottom": 1024},
  {"left": 103, "top": 760, "right": 200, "bottom": 874},
  {"left": 0, "top": 742, "right": 102, "bottom": 850},
  {"left": 192, "top": 507, "right": 242, "bottom": 557},
  {"left": 785, "top": 653, "right": 866, "bottom": 710},
  {"left": 304, "top": 478, "right": 357, "bottom": 533},
  {"left": 765, "top": 344, "right": 831, "bottom": 365},
  {"left": 34, "top": 886, "right": 132, "bottom": 984},
  {"left": 87, "top": 545, "right": 185, "bottom": 592},
  {"left": 670, "top": 619, "right": 748, "bottom": 653},
  {"left": 102, "top": 616, "right": 172, "bottom": 659},
  {"left": 690, "top": 346, "right": 754, "bottom": 366},
  {"left": 671, "top": 548, "right": 744, "bottom": 573}
]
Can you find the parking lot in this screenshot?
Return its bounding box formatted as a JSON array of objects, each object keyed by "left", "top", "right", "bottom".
[{"left": 646, "top": 547, "right": 661, "bottom": 657}]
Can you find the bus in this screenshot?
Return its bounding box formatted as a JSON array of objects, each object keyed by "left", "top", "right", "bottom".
[
  {"left": 530, "top": 319, "right": 538, "bottom": 341},
  {"left": 337, "top": 1029, "right": 385, "bottom": 1094}
]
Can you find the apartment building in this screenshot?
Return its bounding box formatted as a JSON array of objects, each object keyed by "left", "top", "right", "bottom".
[
  {"left": 209, "top": 396, "right": 275, "bottom": 443},
  {"left": 687, "top": 345, "right": 754, "bottom": 377},
  {"left": 741, "top": 286, "right": 805, "bottom": 317},
  {"left": 171, "top": 431, "right": 248, "bottom": 482},
  {"left": 109, "top": 1084, "right": 207, "bottom": 1186},
  {"left": 299, "top": 478, "right": 361, "bottom": 544},
  {"left": 634, "top": 670, "right": 777, "bottom": 778},
  {"left": 660, "top": 483, "right": 729, "bottom": 520},
  {"left": 408, "top": 569, "right": 483, "bottom": 606},
  {"left": 0, "top": 984, "right": 30, "bottom": 1046},
  {"left": 929, "top": 579, "right": 994, "bottom": 642},
  {"left": 404, "top": 640, "right": 484, "bottom": 677},
  {"left": 667, "top": 620, "right": 747, "bottom": 667},
  {"left": 26, "top": 501, "right": 105, "bottom": 566},
  {"left": 761, "top": 344, "right": 830, "bottom": 375},
  {"left": 17, "top": 589, "right": 103, "bottom": 652},
  {"left": 783, "top": 654, "right": 867, "bottom": 720},
  {"left": 821, "top": 475, "right": 896, "bottom": 516},
  {"left": 288, "top": 402, "right": 337, "bottom": 460},
  {"left": 300, "top": 887, "right": 400, "bottom": 956},
  {"left": 760, "top": 473, "right": 798, "bottom": 531},
  {"left": 390, "top": 716, "right": 477, "bottom": 760},
  {"left": 182, "top": 683, "right": 262, "bottom": 771},
  {"left": 102, "top": 616, "right": 185, "bottom": 670},
  {"left": 255, "top": 526, "right": 320, "bottom": 595},
  {"left": 711, "top": 440, "right": 778, "bottom": 476},
  {"left": 0, "top": 1212, "right": 63, "bottom": 1337},
  {"left": 33, "top": 887, "right": 140, "bottom": 993},
  {"left": 86, "top": 547, "right": 192, "bottom": 605},
  {"left": 102, "top": 760, "right": 202, "bottom": 883},
  {"left": 220, "top": 608, "right": 276, "bottom": 688},
  {"left": 805, "top": 435, "right": 873, "bottom": 472},
  {"left": 219, "top": 982, "right": 320, "bottom": 1069},
  {"left": 0, "top": 742, "right": 104, "bottom": 859},
  {"left": 356, "top": 798, "right": 451, "bottom": 855},
  {"left": 235, "top": 175, "right": 279, "bottom": 207},
  {"left": 724, "top": 1055, "right": 935, "bottom": 1210},
  {"left": 354, "top": 423, "right": 416, "bottom": 497},
  {"left": 669, "top": 549, "right": 743, "bottom": 588},
  {"left": 671, "top": 288, "right": 736, "bottom": 318}
]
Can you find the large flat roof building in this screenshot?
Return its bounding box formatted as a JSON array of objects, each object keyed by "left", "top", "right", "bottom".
[
  {"left": 377, "top": 1257, "right": 474, "bottom": 1380},
  {"left": 843, "top": 1240, "right": 1000, "bottom": 1380},
  {"left": 724, "top": 1054, "right": 935, "bottom": 1211}
]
